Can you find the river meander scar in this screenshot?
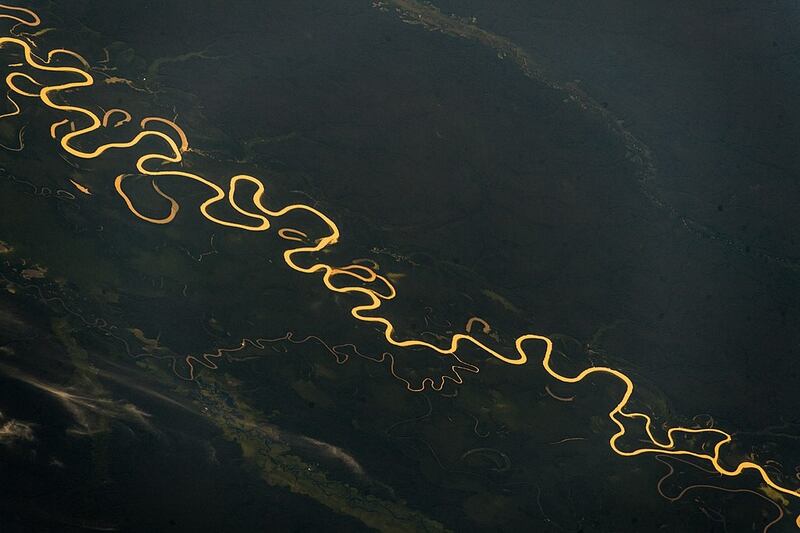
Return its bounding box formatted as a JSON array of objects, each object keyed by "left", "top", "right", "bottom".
[{"left": 0, "top": 3, "right": 798, "bottom": 528}]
